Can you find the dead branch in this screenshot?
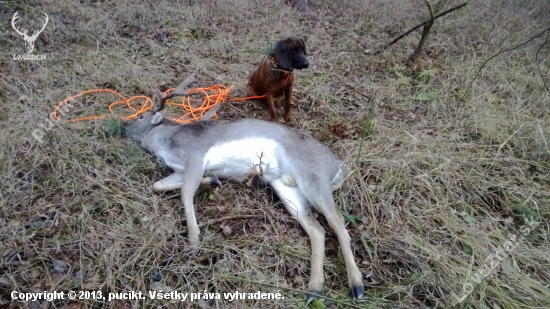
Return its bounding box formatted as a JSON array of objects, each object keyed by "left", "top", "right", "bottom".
[
  {"left": 536, "top": 30, "right": 550, "bottom": 93},
  {"left": 374, "top": 2, "right": 468, "bottom": 55},
  {"left": 425, "top": 0, "right": 435, "bottom": 21},
  {"left": 205, "top": 215, "right": 264, "bottom": 225}
]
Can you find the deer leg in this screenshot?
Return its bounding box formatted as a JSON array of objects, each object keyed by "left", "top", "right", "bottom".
[
  {"left": 179, "top": 165, "right": 205, "bottom": 249},
  {"left": 315, "top": 197, "right": 364, "bottom": 299},
  {"left": 153, "top": 173, "right": 185, "bottom": 192},
  {"left": 269, "top": 178, "right": 325, "bottom": 303},
  {"left": 153, "top": 173, "right": 221, "bottom": 192}
]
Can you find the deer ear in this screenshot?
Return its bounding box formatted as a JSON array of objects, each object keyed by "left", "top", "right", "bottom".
[{"left": 151, "top": 112, "right": 164, "bottom": 125}]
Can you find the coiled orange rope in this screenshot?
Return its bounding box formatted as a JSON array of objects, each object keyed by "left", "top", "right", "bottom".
[{"left": 53, "top": 84, "right": 269, "bottom": 124}]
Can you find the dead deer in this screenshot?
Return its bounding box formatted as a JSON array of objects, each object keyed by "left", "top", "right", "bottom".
[{"left": 124, "top": 75, "right": 364, "bottom": 301}]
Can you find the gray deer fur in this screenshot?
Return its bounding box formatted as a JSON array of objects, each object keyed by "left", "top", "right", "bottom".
[{"left": 125, "top": 93, "right": 364, "bottom": 301}]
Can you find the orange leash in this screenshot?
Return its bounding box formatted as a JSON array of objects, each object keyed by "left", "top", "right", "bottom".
[{"left": 54, "top": 76, "right": 291, "bottom": 123}]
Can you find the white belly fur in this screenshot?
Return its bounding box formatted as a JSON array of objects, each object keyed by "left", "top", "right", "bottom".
[{"left": 203, "top": 138, "right": 284, "bottom": 182}]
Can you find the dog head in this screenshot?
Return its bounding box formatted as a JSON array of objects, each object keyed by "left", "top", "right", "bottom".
[{"left": 272, "top": 36, "right": 309, "bottom": 72}]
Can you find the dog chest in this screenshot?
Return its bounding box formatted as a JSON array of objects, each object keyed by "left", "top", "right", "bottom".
[{"left": 203, "top": 138, "right": 283, "bottom": 179}]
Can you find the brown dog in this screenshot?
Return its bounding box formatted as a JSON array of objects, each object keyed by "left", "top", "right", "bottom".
[{"left": 247, "top": 37, "right": 309, "bottom": 123}]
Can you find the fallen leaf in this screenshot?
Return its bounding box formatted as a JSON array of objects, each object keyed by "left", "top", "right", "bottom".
[
  {"left": 73, "top": 269, "right": 86, "bottom": 286},
  {"left": 221, "top": 225, "right": 232, "bottom": 237},
  {"left": 141, "top": 215, "right": 154, "bottom": 222},
  {"left": 30, "top": 220, "right": 46, "bottom": 229},
  {"left": 53, "top": 259, "right": 68, "bottom": 272},
  {"left": 30, "top": 268, "right": 40, "bottom": 279},
  {"left": 464, "top": 215, "right": 475, "bottom": 224}
]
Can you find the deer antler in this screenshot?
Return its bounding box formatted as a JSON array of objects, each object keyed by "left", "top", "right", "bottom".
[
  {"left": 11, "top": 11, "right": 28, "bottom": 38},
  {"left": 154, "top": 73, "right": 196, "bottom": 112},
  {"left": 29, "top": 13, "right": 49, "bottom": 40}
]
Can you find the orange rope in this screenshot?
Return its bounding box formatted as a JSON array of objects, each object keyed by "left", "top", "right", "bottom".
[{"left": 54, "top": 76, "right": 292, "bottom": 123}]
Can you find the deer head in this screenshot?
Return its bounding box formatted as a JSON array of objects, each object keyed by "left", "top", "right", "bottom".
[{"left": 12, "top": 11, "right": 49, "bottom": 54}]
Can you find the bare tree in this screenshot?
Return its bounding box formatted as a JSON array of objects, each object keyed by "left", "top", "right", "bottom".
[
  {"left": 406, "top": 0, "right": 449, "bottom": 65},
  {"left": 373, "top": 1, "right": 468, "bottom": 64}
]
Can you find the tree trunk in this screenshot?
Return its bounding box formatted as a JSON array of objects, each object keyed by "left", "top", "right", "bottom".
[{"left": 406, "top": 0, "right": 449, "bottom": 65}]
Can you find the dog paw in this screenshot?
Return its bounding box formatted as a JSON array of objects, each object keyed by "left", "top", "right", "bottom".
[
  {"left": 284, "top": 115, "right": 295, "bottom": 124},
  {"left": 265, "top": 116, "right": 279, "bottom": 123}
]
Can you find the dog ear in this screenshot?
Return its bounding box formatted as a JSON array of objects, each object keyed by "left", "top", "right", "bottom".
[
  {"left": 273, "top": 40, "right": 293, "bottom": 69},
  {"left": 300, "top": 38, "right": 307, "bottom": 56}
]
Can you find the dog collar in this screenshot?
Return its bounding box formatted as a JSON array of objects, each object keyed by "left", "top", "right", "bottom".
[{"left": 270, "top": 58, "right": 293, "bottom": 74}]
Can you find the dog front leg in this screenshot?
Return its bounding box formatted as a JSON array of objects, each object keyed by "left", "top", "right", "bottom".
[
  {"left": 283, "top": 84, "right": 294, "bottom": 124},
  {"left": 265, "top": 93, "right": 278, "bottom": 123}
]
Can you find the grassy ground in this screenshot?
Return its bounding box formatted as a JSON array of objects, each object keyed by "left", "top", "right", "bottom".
[{"left": 1, "top": 0, "right": 549, "bottom": 308}]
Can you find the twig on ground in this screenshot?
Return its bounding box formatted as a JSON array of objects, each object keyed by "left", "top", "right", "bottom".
[
  {"left": 206, "top": 214, "right": 264, "bottom": 225},
  {"left": 468, "top": 26, "right": 550, "bottom": 91},
  {"left": 535, "top": 30, "right": 550, "bottom": 93},
  {"left": 217, "top": 275, "right": 371, "bottom": 309}
]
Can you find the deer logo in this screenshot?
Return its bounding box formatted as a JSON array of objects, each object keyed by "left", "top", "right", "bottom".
[{"left": 11, "top": 11, "right": 49, "bottom": 54}]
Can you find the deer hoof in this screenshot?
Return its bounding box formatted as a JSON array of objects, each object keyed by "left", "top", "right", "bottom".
[
  {"left": 305, "top": 290, "right": 322, "bottom": 304},
  {"left": 210, "top": 178, "right": 222, "bottom": 188},
  {"left": 350, "top": 285, "right": 365, "bottom": 299}
]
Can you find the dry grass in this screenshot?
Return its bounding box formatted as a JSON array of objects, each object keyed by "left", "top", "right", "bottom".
[{"left": 1, "top": 0, "right": 549, "bottom": 308}]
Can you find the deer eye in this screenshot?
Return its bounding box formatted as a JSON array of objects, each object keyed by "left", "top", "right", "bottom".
[{"left": 138, "top": 115, "right": 144, "bottom": 120}]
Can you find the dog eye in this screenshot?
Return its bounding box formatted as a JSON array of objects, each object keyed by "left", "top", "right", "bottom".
[{"left": 138, "top": 115, "right": 144, "bottom": 120}]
